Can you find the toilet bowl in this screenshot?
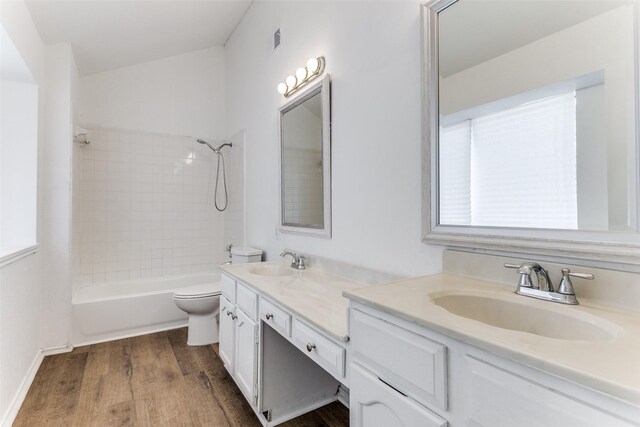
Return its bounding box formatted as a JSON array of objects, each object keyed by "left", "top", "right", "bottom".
[{"left": 173, "top": 282, "right": 222, "bottom": 346}]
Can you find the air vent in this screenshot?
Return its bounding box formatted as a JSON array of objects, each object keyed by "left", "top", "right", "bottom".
[{"left": 274, "top": 28, "right": 281, "bottom": 49}]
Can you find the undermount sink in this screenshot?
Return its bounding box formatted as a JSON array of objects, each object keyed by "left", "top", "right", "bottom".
[
  {"left": 248, "top": 265, "right": 296, "bottom": 277},
  {"left": 430, "top": 292, "right": 620, "bottom": 342}
]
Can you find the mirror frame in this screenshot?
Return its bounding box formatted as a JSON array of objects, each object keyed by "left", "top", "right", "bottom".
[
  {"left": 421, "top": 0, "right": 640, "bottom": 265},
  {"left": 278, "top": 74, "right": 332, "bottom": 239}
]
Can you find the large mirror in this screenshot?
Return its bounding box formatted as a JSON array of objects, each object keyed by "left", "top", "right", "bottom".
[
  {"left": 422, "top": 0, "right": 640, "bottom": 264},
  {"left": 279, "top": 75, "right": 331, "bottom": 238}
]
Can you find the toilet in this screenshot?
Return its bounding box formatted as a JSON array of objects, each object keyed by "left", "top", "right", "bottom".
[{"left": 173, "top": 246, "right": 262, "bottom": 346}]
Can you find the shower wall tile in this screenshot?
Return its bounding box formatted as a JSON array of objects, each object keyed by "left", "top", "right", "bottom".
[
  {"left": 283, "top": 147, "right": 324, "bottom": 225},
  {"left": 223, "top": 130, "right": 246, "bottom": 257},
  {"left": 72, "top": 127, "right": 227, "bottom": 286}
]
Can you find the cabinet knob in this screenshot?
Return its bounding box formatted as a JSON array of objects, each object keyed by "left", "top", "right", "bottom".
[
  {"left": 306, "top": 343, "right": 316, "bottom": 352},
  {"left": 265, "top": 313, "right": 273, "bottom": 320}
]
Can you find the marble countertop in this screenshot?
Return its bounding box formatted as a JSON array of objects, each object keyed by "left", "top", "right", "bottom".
[
  {"left": 343, "top": 273, "right": 640, "bottom": 405},
  {"left": 220, "top": 262, "right": 368, "bottom": 341}
]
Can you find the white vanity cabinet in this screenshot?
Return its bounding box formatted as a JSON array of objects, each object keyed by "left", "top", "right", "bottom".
[
  {"left": 219, "top": 271, "right": 348, "bottom": 425},
  {"left": 349, "top": 303, "right": 640, "bottom": 427},
  {"left": 234, "top": 308, "right": 259, "bottom": 405},
  {"left": 220, "top": 277, "right": 259, "bottom": 407},
  {"left": 351, "top": 363, "right": 447, "bottom": 427},
  {"left": 219, "top": 295, "right": 236, "bottom": 372}
]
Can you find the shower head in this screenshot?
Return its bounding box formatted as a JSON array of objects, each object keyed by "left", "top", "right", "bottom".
[
  {"left": 197, "top": 139, "right": 218, "bottom": 152},
  {"left": 196, "top": 139, "right": 232, "bottom": 153}
]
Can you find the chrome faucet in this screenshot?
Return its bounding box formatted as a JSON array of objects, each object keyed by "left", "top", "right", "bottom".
[
  {"left": 280, "top": 250, "right": 306, "bottom": 270},
  {"left": 505, "top": 262, "right": 593, "bottom": 305}
]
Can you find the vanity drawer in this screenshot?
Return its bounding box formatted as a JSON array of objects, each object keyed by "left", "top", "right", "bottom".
[
  {"left": 351, "top": 308, "right": 448, "bottom": 410},
  {"left": 259, "top": 298, "right": 291, "bottom": 337},
  {"left": 236, "top": 281, "right": 258, "bottom": 320},
  {"left": 351, "top": 363, "right": 447, "bottom": 427},
  {"left": 221, "top": 274, "right": 236, "bottom": 302},
  {"left": 292, "top": 319, "right": 345, "bottom": 378}
]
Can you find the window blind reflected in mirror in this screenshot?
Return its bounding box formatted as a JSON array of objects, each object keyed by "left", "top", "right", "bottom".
[{"left": 440, "top": 92, "right": 578, "bottom": 229}]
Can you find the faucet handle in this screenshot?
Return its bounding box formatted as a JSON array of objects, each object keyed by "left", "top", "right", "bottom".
[
  {"left": 557, "top": 268, "right": 594, "bottom": 295},
  {"left": 566, "top": 269, "right": 594, "bottom": 280},
  {"left": 504, "top": 263, "right": 534, "bottom": 288}
]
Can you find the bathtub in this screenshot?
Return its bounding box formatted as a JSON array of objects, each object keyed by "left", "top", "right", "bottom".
[{"left": 72, "top": 273, "right": 220, "bottom": 346}]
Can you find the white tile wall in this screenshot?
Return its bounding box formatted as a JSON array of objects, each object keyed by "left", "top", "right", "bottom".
[
  {"left": 72, "top": 127, "right": 227, "bottom": 286},
  {"left": 283, "top": 147, "right": 324, "bottom": 226},
  {"left": 223, "top": 130, "right": 245, "bottom": 255}
]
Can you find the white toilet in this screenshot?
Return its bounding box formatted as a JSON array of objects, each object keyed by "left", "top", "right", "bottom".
[{"left": 173, "top": 246, "right": 262, "bottom": 346}]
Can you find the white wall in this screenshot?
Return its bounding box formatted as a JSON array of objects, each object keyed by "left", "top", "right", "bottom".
[
  {"left": 0, "top": 2, "right": 78, "bottom": 424},
  {"left": 0, "top": 1, "right": 46, "bottom": 425},
  {"left": 40, "top": 43, "right": 77, "bottom": 350},
  {"left": 80, "top": 47, "right": 226, "bottom": 140},
  {"left": 225, "top": 1, "right": 443, "bottom": 277}
]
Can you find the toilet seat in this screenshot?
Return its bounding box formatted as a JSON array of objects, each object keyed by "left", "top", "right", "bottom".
[{"left": 173, "top": 282, "right": 222, "bottom": 299}]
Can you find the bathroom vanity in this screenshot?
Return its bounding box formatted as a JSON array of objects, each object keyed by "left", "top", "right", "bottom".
[
  {"left": 221, "top": 251, "right": 640, "bottom": 426},
  {"left": 218, "top": 261, "right": 362, "bottom": 425},
  {"left": 344, "top": 251, "right": 640, "bottom": 427}
]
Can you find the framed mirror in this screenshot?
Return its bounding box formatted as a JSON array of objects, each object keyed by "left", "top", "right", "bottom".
[
  {"left": 279, "top": 74, "right": 331, "bottom": 238},
  {"left": 422, "top": 0, "right": 640, "bottom": 264}
]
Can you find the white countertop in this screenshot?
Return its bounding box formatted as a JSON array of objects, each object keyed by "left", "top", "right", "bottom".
[
  {"left": 343, "top": 273, "right": 640, "bottom": 406},
  {"left": 220, "top": 262, "right": 367, "bottom": 341}
]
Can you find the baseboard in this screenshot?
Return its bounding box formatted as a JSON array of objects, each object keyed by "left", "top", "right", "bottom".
[
  {"left": 42, "top": 344, "right": 73, "bottom": 356},
  {"left": 72, "top": 322, "right": 188, "bottom": 348},
  {"left": 0, "top": 350, "right": 44, "bottom": 427}
]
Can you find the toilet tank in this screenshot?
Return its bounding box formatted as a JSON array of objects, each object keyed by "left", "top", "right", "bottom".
[{"left": 231, "top": 246, "right": 262, "bottom": 264}]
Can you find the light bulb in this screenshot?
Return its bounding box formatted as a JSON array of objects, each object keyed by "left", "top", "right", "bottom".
[
  {"left": 277, "top": 83, "right": 287, "bottom": 94},
  {"left": 306, "top": 57, "right": 319, "bottom": 73},
  {"left": 295, "top": 67, "right": 307, "bottom": 81},
  {"left": 286, "top": 75, "right": 297, "bottom": 89}
]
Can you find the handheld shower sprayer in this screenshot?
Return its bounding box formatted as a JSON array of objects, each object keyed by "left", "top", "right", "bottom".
[
  {"left": 196, "top": 139, "right": 233, "bottom": 211},
  {"left": 197, "top": 139, "right": 232, "bottom": 153}
]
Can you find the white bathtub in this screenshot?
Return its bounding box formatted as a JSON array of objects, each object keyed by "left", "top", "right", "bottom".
[{"left": 72, "top": 273, "right": 220, "bottom": 346}]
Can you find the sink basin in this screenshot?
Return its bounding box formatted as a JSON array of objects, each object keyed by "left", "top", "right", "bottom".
[
  {"left": 431, "top": 292, "right": 619, "bottom": 342},
  {"left": 248, "top": 265, "right": 296, "bottom": 277}
]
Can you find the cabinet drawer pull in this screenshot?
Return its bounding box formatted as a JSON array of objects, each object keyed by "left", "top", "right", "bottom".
[
  {"left": 231, "top": 314, "right": 237, "bottom": 320},
  {"left": 306, "top": 343, "right": 316, "bottom": 352},
  {"left": 265, "top": 313, "right": 273, "bottom": 320},
  {"left": 226, "top": 311, "right": 233, "bottom": 316}
]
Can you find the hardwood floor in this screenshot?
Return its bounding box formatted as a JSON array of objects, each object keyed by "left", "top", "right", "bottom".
[{"left": 13, "top": 328, "right": 349, "bottom": 427}]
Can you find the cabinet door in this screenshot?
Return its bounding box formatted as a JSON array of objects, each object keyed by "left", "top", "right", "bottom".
[
  {"left": 219, "top": 295, "right": 236, "bottom": 374},
  {"left": 234, "top": 308, "right": 258, "bottom": 406},
  {"left": 351, "top": 363, "right": 447, "bottom": 427}
]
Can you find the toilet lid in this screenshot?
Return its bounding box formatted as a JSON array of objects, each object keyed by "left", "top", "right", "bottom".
[{"left": 174, "top": 282, "right": 221, "bottom": 299}]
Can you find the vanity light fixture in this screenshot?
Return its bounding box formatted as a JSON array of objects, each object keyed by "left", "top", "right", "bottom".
[{"left": 276, "top": 56, "right": 325, "bottom": 97}]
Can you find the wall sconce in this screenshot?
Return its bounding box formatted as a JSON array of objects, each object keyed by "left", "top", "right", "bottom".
[{"left": 277, "top": 56, "right": 325, "bottom": 97}]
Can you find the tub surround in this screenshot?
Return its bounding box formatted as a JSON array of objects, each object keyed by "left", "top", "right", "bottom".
[{"left": 220, "top": 261, "right": 369, "bottom": 341}]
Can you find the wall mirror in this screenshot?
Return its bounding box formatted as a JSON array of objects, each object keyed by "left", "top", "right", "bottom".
[
  {"left": 422, "top": 0, "right": 640, "bottom": 264},
  {"left": 279, "top": 74, "right": 331, "bottom": 238}
]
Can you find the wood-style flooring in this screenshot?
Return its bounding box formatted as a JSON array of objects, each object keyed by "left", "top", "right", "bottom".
[{"left": 13, "top": 328, "right": 349, "bottom": 427}]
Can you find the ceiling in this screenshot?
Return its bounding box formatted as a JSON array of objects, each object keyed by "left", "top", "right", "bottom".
[
  {"left": 25, "top": 0, "right": 252, "bottom": 76},
  {"left": 439, "top": 0, "right": 629, "bottom": 77}
]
